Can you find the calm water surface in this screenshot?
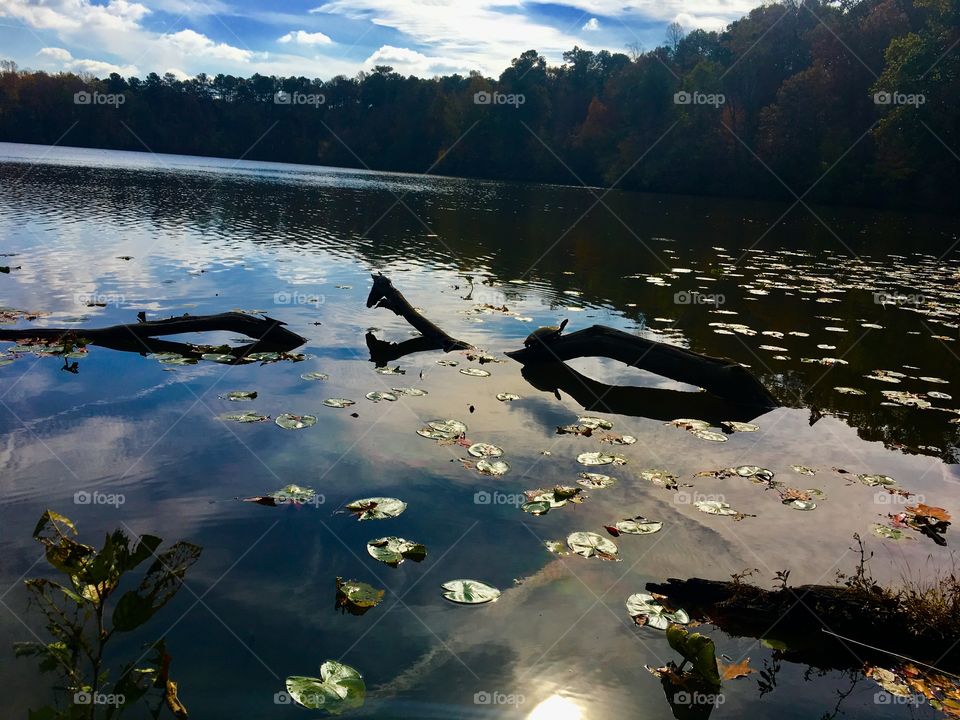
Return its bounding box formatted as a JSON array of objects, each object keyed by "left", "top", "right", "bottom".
[{"left": 0, "top": 142, "right": 958, "bottom": 719}]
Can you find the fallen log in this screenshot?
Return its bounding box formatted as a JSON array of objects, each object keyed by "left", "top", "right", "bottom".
[
  {"left": 646, "top": 576, "right": 960, "bottom": 672},
  {"left": 0, "top": 312, "right": 306, "bottom": 356},
  {"left": 366, "top": 273, "right": 472, "bottom": 352},
  {"left": 506, "top": 325, "right": 776, "bottom": 408}
]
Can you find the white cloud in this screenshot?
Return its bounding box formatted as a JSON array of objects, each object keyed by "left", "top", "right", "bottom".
[
  {"left": 37, "top": 46, "right": 72, "bottom": 62},
  {"left": 36, "top": 46, "right": 138, "bottom": 76},
  {"left": 364, "top": 44, "right": 471, "bottom": 76},
  {"left": 278, "top": 29, "right": 333, "bottom": 45},
  {"left": 582, "top": 17, "right": 600, "bottom": 31},
  {"left": 164, "top": 29, "right": 253, "bottom": 63}
]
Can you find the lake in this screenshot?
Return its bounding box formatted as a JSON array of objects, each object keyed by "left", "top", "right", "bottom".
[{"left": 0, "top": 141, "right": 957, "bottom": 719}]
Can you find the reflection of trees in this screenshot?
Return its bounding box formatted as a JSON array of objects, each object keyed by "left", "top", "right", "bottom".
[{"left": 16, "top": 511, "right": 201, "bottom": 719}]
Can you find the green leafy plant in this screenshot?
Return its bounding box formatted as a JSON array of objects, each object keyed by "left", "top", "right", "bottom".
[{"left": 15, "top": 510, "right": 201, "bottom": 719}]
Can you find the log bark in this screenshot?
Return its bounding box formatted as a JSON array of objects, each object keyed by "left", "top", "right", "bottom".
[
  {"left": 366, "top": 273, "right": 472, "bottom": 352},
  {"left": 506, "top": 325, "right": 776, "bottom": 408},
  {"left": 0, "top": 312, "right": 306, "bottom": 354}
]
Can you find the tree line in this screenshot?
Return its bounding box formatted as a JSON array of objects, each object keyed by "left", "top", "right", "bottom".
[{"left": 0, "top": 0, "right": 956, "bottom": 212}]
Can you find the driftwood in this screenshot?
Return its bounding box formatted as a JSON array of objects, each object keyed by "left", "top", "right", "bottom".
[
  {"left": 0, "top": 312, "right": 306, "bottom": 360},
  {"left": 507, "top": 325, "right": 776, "bottom": 408},
  {"left": 647, "top": 577, "right": 960, "bottom": 672},
  {"left": 366, "top": 273, "right": 472, "bottom": 352}
]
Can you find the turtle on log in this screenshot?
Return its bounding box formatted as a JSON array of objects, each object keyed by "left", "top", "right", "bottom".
[{"left": 523, "top": 318, "right": 568, "bottom": 348}]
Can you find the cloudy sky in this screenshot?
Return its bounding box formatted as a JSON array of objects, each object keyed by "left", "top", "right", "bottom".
[{"left": 0, "top": 0, "right": 758, "bottom": 80}]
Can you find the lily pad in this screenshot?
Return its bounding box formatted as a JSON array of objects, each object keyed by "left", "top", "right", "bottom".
[
  {"left": 366, "top": 537, "right": 427, "bottom": 567},
  {"left": 285, "top": 660, "right": 365, "bottom": 713},
  {"left": 222, "top": 411, "right": 269, "bottom": 423},
  {"left": 243, "top": 484, "right": 319, "bottom": 506},
  {"left": 566, "top": 531, "right": 618, "bottom": 559},
  {"left": 577, "top": 452, "right": 615, "bottom": 466},
  {"left": 476, "top": 459, "right": 510, "bottom": 476},
  {"left": 578, "top": 416, "right": 614, "bottom": 430},
  {"left": 467, "top": 443, "right": 503, "bottom": 458},
  {"left": 220, "top": 390, "right": 258, "bottom": 401},
  {"left": 336, "top": 577, "right": 384, "bottom": 615},
  {"left": 721, "top": 421, "right": 759, "bottom": 433},
  {"left": 375, "top": 366, "right": 404, "bottom": 375},
  {"left": 871, "top": 524, "right": 906, "bottom": 540},
  {"left": 323, "top": 398, "right": 356, "bottom": 408},
  {"left": 459, "top": 368, "right": 491, "bottom": 377},
  {"left": 669, "top": 418, "right": 710, "bottom": 431},
  {"left": 417, "top": 419, "right": 468, "bottom": 440},
  {"left": 247, "top": 351, "right": 280, "bottom": 361},
  {"left": 201, "top": 353, "right": 235, "bottom": 363},
  {"left": 440, "top": 579, "right": 501, "bottom": 604},
  {"left": 791, "top": 465, "right": 817, "bottom": 476},
  {"left": 695, "top": 500, "right": 739, "bottom": 516},
  {"left": 300, "top": 371, "right": 329, "bottom": 381},
  {"left": 610, "top": 517, "right": 663, "bottom": 535},
  {"left": 496, "top": 392, "right": 520, "bottom": 401},
  {"left": 577, "top": 472, "right": 616, "bottom": 489},
  {"left": 275, "top": 413, "right": 317, "bottom": 429},
  {"left": 858, "top": 473, "right": 896, "bottom": 487},
  {"left": 365, "top": 391, "right": 398, "bottom": 402},
  {"left": 693, "top": 429, "right": 728, "bottom": 442},
  {"left": 345, "top": 497, "right": 407, "bottom": 521},
  {"left": 521, "top": 500, "right": 552, "bottom": 515},
  {"left": 391, "top": 387, "right": 428, "bottom": 397},
  {"left": 625, "top": 592, "right": 689, "bottom": 630}
]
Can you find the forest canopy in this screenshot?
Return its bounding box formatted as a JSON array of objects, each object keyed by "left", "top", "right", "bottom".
[{"left": 0, "top": 0, "right": 956, "bottom": 212}]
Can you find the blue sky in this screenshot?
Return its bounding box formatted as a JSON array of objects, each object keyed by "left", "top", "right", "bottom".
[{"left": 0, "top": 0, "right": 757, "bottom": 80}]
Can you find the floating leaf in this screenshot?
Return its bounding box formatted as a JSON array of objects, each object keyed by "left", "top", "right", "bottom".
[
  {"left": 345, "top": 497, "right": 406, "bottom": 521},
  {"left": 285, "top": 660, "right": 365, "bottom": 713},
  {"left": 577, "top": 472, "right": 616, "bottom": 489},
  {"left": 871, "top": 524, "right": 906, "bottom": 540},
  {"left": 222, "top": 411, "right": 269, "bottom": 423},
  {"left": 669, "top": 418, "right": 710, "bottom": 431},
  {"left": 693, "top": 429, "right": 727, "bottom": 442},
  {"left": 243, "top": 484, "right": 318, "bottom": 506},
  {"left": 566, "top": 531, "right": 618, "bottom": 559},
  {"left": 375, "top": 366, "right": 404, "bottom": 375},
  {"left": 521, "top": 500, "right": 552, "bottom": 515},
  {"left": 365, "top": 391, "right": 398, "bottom": 402},
  {"left": 300, "top": 371, "right": 329, "bottom": 381},
  {"left": 721, "top": 421, "right": 759, "bottom": 433},
  {"left": 578, "top": 416, "right": 614, "bottom": 430},
  {"left": 220, "top": 390, "right": 257, "bottom": 401},
  {"left": 459, "top": 368, "right": 491, "bottom": 377},
  {"left": 626, "top": 592, "right": 689, "bottom": 630},
  {"left": 440, "top": 579, "right": 501, "bottom": 604},
  {"left": 200, "top": 353, "right": 234, "bottom": 363},
  {"left": 695, "top": 500, "right": 739, "bottom": 516},
  {"left": 496, "top": 392, "right": 520, "bottom": 401},
  {"left": 791, "top": 465, "right": 817, "bottom": 476},
  {"left": 544, "top": 540, "right": 569, "bottom": 555},
  {"left": 666, "top": 625, "right": 721, "bottom": 688},
  {"left": 336, "top": 577, "right": 384, "bottom": 615},
  {"left": 467, "top": 443, "right": 503, "bottom": 458},
  {"left": 611, "top": 517, "right": 662, "bottom": 535},
  {"left": 436, "top": 359, "right": 459, "bottom": 367},
  {"left": 638, "top": 469, "right": 679, "bottom": 489},
  {"left": 366, "top": 537, "right": 426, "bottom": 567},
  {"left": 417, "top": 419, "right": 468, "bottom": 440},
  {"left": 247, "top": 351, "right": 280, "bottom": 362},
  {"left": 390, "top": 387, "right": 427, "bottom": 397},
  {"left": 720, "top": 658, "right": 755, "bottom": 680},
  {"left": 275, "top": 413, "right": 317, "bottom": 429},
  {"left": 476, "top": 459, "right": 510, "bottom": 476},
  {"left": 858, "top": 473, "right": 896, "bottom": 487},
  {"left": 577, "top": 452, "right": 615, "bottom": 466},
  {"left": 835, "top": 385, "right": 866, "bottom": 396},
  {"left": 323, "top": 398, "right": 356, "bottom": 408}
]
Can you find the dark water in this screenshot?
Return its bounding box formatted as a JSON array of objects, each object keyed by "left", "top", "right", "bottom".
[{"left": 0, "top": 142, "right": 957, "bottom": 719}]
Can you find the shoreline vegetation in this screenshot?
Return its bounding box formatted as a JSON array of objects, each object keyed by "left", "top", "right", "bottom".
[{"left": 1, "top": 0, "right": 957, "bottom": 213}]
